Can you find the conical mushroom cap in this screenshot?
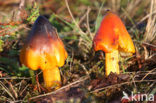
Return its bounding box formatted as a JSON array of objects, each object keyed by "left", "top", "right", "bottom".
[
  {"left": 93, "top": 11, "right": 135, "bottom": 53},
  {"left": 20, "top": 16, "right": 68, "bottom": 70}
]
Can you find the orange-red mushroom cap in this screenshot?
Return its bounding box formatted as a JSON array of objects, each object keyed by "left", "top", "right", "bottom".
[
  {"left": 20, "top": 16, "right": 68, "bottom": 71},
  {"left": 93, "top": 11, "right": 135, "bottom": 53}
]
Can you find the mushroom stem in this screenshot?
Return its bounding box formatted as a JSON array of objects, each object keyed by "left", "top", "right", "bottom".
[
  {"left": 43, "top": 67, "right": 61, "bottom": 89},
  {"left": 105, "top": 50, "right": 119, "bottom": 76}
]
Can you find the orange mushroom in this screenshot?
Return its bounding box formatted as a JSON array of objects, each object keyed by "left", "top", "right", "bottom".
[
  {"left": 93, "top": 11, "right": 135, "bottom": 76},
  {"left": 20, "top": 16, "right": 68, "bottom": 89}
]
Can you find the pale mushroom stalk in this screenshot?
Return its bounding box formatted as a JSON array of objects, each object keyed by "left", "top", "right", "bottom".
[
  {"left": 105, "top": 50, "right": 119, "bottom": 75},
  {"left": 43, "top": 67, "right": 61, "bottom": 89}
]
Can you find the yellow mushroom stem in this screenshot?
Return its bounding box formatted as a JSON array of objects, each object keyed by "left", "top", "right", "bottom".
[
  {"left": 42, "top": 67, "right": 61, "bottom": 89},
  {"left": 105, "top": 50, "right": 119, "bottom": 76}
]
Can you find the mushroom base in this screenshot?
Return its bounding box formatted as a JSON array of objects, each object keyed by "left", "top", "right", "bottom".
[
  {"left": 43, "top": 67, "right": 61, "bottom": 89},
  {"left": 105, "top": 50, "right": 119, "bottom": 76}
]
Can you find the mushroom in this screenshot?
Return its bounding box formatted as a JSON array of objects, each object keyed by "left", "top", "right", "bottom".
[
  {"left": 93, "top": 11, "right": 135, "bottom": 76},
  {"left": 20, "top": 16, "right": 68, "bottom": 89}
]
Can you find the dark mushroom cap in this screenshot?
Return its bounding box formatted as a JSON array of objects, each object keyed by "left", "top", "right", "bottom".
[{"left": 20, "top": 16, "right": 68, "bottom": 70}]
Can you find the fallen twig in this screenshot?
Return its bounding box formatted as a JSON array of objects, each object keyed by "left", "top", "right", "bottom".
[
  {"left": 91, "top": 79, "right": 156, "bottom": 93},
  {"left": 29, "top": 76, "right": 89, "bottom": 100}
]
